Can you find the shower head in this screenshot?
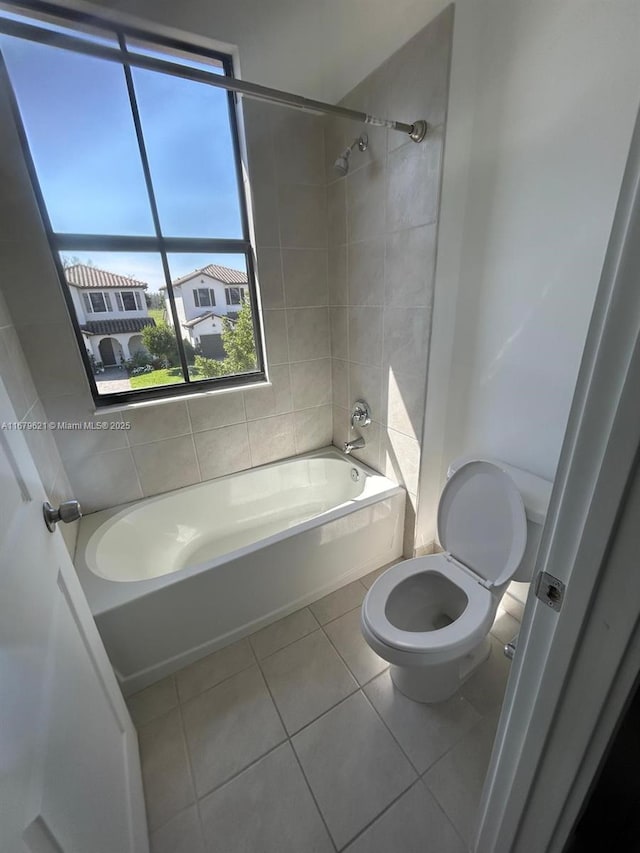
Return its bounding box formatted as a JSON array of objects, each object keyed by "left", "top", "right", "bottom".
[
  {"left": 333, "top": 134, "right": 368, "bottom": 176},
  {"left": 334, "top": 152, "right": 350, "bottom": 176}
]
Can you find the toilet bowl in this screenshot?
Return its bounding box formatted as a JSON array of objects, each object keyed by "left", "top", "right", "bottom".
[{"left": 361, "top": 458, "right": 551, "bottom": 703}]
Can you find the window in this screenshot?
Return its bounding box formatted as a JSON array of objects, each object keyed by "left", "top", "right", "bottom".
[
  {"left": 89, "top": 292, "right": 109, "bottom": 313},
  {"left": 194, "top": 288, "right": 215, "bottom": 308},
  {"left": 115, "top": 290, "right": 144, "bottom": 311},
  {"left": 0, "top": 3, "right": 264, "bottom": 404},
  {"left": 225, "top": 286, "right": 244, "bottom": 305}
]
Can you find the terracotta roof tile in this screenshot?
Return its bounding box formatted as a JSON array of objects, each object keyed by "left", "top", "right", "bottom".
[
  {"left": 65, "top": 264, "right": 148, "bottom": 290},
  {"left": 169, "top": 263, "right": 247, "bottom": 288}
]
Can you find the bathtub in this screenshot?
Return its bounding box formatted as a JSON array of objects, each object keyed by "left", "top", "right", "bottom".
[{"left": 74, "top": 447, "right": 405, "bottom": 694}]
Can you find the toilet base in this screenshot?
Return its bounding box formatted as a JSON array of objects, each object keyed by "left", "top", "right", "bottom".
[{"left": 389, "top": 635, "right": 492, "bottom": 703}]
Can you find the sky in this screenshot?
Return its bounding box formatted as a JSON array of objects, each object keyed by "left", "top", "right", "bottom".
[{"left": 0, "top": 19, "right": 245, "bottom": 292}]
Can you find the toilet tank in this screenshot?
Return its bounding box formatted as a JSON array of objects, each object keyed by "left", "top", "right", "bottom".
[{"left": 446, "top": 455, "right": 553, "bottom": 582}]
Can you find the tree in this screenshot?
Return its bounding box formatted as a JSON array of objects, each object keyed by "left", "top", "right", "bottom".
[
  {"left": 141, "top": 323, "right": 178, "bottom": 366},
  {"left": 194, "top": 299, "right": 257, "bottom": 378},
  {"left": 220, "top": 298, "right": 257, "bottom": 373}
]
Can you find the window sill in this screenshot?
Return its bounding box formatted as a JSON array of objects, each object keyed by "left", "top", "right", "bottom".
[{"left": 94, "top": 376, "right": 271, "bottom": 415}]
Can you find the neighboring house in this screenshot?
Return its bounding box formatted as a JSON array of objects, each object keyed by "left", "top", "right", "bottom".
[
  {"left": 64, "top": 264, "right": 156, "bottom": 367},
  {"left": 162, "top": 263, "right": 247, "bottom": 359}
]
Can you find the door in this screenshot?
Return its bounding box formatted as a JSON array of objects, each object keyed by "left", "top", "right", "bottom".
[
  {"left": 0, "top": 380, "right": 148, "bottom": 853},
  {"left": 474, "top": 106, "right": 640, "bottom": 851},
  {"left": 199, "top": 333, "right": 225, "bottom": 359},
  {"left": 98, "top": 337, "right": 116, "bottom": 366}
]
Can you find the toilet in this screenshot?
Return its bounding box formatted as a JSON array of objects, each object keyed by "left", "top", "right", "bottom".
[{"left": 360, "top": 457, "right": 552, "bottom": 703}]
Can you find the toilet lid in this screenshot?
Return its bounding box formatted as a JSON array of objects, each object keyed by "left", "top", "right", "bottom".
[{"left": 437, "top": 460, "right": 527, "bottom": 588}]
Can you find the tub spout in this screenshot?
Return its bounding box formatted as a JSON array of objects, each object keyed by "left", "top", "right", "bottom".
[{"left": 343, "top": 436, "right": 365, "bottom": 455}]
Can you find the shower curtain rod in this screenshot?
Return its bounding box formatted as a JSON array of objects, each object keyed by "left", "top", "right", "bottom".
[{"left": 0, "top": 16, "right": 429, "bottom": 143}]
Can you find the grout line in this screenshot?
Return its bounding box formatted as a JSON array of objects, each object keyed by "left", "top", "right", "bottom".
[
  {"left": 249, "top": 617, "right": 320, "bottom": 664},
  {"left": 193, "top": 739, "right": 289, "bottom": 810},
  {"left": 419, "top": 775, "right": 470, "bottom": 850},
  {"left": 174, "top": 700, "right": 203, "bottom": 839},
  {"left": 358, "top": 679, "right": 423, "bottom": 777},
  {"left": 184, "top": 402, "right": 203, "bottom": 484},
  {"left": 251, "top": 638, "right": 339, "bottom": 852},
  {"left": 288, "top": 742, "right": 339, "bottom": 853},
  {"left": 335, "top": 777, "right": 420, "bottom": 852}
]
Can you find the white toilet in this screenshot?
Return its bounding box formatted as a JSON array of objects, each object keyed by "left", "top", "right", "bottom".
[{"left": 361, "top": 457, "right": 552, "bottom": 703}]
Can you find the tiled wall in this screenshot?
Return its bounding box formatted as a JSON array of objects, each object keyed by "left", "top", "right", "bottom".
[
  {"left": 327, "top": 7, "right": 453, "bottom": 554},
  {"left": 0, "top": 77, "right": 332, "bottom": 514},
  {"left": 0, "top": 8, "right": 451, "bottom": 531}
]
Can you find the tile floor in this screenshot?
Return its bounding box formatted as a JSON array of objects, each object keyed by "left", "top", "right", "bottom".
[{"left": 127, "top": 562, "right": 520, "bottom": 853}]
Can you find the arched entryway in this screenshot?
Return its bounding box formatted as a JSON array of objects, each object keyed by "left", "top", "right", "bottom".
[
  {"left": 98, "top": 337, "right": 124, "bottom": 367},
  {"left": 128, "top": 335, "right": 146, "bottom": 357}
]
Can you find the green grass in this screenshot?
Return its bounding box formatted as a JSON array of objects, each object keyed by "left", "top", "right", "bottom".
[
  {"left": 129, "top": 366, "right": 203, "bottom": 389},
  {"left": 148, "top": 308, "right": 166, "bottom": 326}
]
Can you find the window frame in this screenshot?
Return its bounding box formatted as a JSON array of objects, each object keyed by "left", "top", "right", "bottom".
[
  {"left": 0, "top": 1, "right": 265, "bottom": 407},
  {"left": 89, "top": 292, "right": 108, "bottom": 313},
  {"left": 120, "top": 291, "right": 137, "bottom": 311},
  {"left": 194, "top": 287, "right": 215, "bottom": 308}
]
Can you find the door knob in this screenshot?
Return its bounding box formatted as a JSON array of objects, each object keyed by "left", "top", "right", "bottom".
[{"left": 43, "top": 500, "right": 82, "bottom": 532}]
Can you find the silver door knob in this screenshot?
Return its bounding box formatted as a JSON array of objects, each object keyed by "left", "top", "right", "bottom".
[{"left": 43, "top": 499, "right": 82, "bottom": 532}]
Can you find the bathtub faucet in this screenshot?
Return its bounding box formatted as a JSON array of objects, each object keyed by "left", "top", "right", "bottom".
[{"left": 343, "top": 435, "right": 365, "bottom": 455}]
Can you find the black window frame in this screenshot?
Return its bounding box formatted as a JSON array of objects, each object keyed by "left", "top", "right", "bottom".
[
  {"left": 225, "top": 286, "right": 245, "bottom": 305},
  {"left": 89, "top": 292, "right": 108, "bottom": 313},
  {"left": 120, "top": 291, "right": 138, "bottom": 311},
  {"left": 0, "top": 0, "right": 265, "bottom": 407},
  {"left": 194, "top": 287, "right": 215, "bottom": 308}
]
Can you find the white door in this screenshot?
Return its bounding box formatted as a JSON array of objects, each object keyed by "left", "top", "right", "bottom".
[
  {"left": 474, "top": 107, "right": 640, "bottom": 851},
  {"left": 0, "top": 380, "right": 148, "bottom": 853}
]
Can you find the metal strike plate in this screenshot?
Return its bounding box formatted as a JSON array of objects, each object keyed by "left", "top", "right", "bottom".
[{"left": 535, "top": 571, "right": 565, "bottom": 612}]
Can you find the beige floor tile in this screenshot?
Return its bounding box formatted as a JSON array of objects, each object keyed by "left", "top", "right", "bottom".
[
  {"left": 309, "top": 580, "right": 367, "bottom": 625},
  {"left": 344, "top": 781, "right": 465, "bottom": 853},
  {"left": 490, "top": 607, "right": 521, "bottom": 645},
  {"left": 249, "top": 607, "right": 319, "bottom": 660},
  {"left": 182, "top": 665, "right": 285, "bottom": 797},
  {"left": 127, "top": 676, "right": 178, "bottom": 728},
  {"left": 292, "top": 691, "right": 416, "bottom": 849},
  {"left": 150, "top": 805, "right": 205, "bottom": 853},
  {"left": 460, "top": 637, "right": 512, "bottom": 715},
  {"left": 360, "top": 560, "right": 400, "bottom": 589},
  {"left": 323, "top": 607, "right": 388, "bottom": 685},
  {"left": 261, "top": 630, "right": 358, "bottom": 733},
  {"left": 423, "top": 714, "right": 500, "bottom": 845},
  {"left": 364, "top": 670, "right": 481, "bottom": 773},
  {"left": 199, "top": 743, "right": 333, "bottom": 853},
  {"left": 138, "top": 708, "right": 194, "bottom": 831},
  {"left": 176, "top": 638, "right": 255, "bottom": 703}
]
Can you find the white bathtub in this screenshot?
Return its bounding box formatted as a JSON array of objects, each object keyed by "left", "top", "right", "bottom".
[{"left": 74, "top": 447, "right": 405, "bottom": 694}]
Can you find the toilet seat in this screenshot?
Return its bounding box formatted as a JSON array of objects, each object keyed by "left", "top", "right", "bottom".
[{"left": 362, "top": 554, "right": 494, "bottom": 661}]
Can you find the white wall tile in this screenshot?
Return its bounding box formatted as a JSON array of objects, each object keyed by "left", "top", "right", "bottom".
[
  {"left": 287, "top": 308, "right": 330, "bottom": 361},
  {"left": 294, "top": 405, "right": 333, "bottom": 454},
  {"left": 67, "top": 448, "right": 142, "bottom": 513},
  {"left": 194, "top": 423, "right": 251, "bottom": 481},
  {"left": 187, "top": 391, "right": 246, "bottom": 433},
  {"left": 282, "top": 248, "right": 328, "bottom": 307},
  {"left": 290, "top": 359, "right": 331, "bottom": 410},
  {"left": 244, "top": 364, "right": 292, "bottom": 420},
  {"left": 127, "top": 401, "right": 190, "bottom": 445},
  {"left": 132, "top": 436, "right": 200, "bottom": 497},
  {"left": 247, "top": 413, "right": 296, "bottom": 467}
]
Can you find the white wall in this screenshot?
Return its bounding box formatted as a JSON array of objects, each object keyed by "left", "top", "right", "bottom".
[
  {"left": 86, "top": 0, "right": 446, "bottom": 103},
  {"left": 417, "top": 0, "right": 640, "bottom": 542}
]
